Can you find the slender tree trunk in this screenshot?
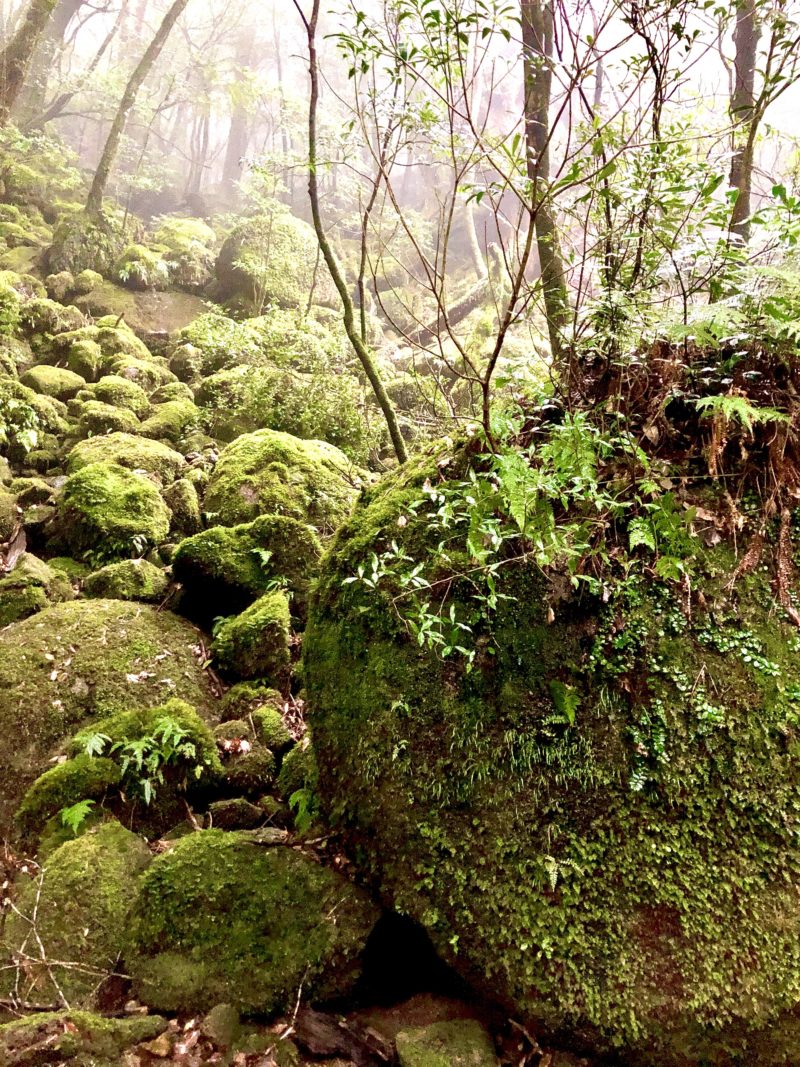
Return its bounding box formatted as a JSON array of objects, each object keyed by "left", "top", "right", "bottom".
[
  {"left": 86, "top": 0, "right": 191, "bottom": 217},
  {"left": 14, "top": 0, "right": 82, "bottom": 122},
  {"left": 221, "top": 30, "right": 254, "bottom": 200},
  {"left": 521, "top": 0, "right": 569, "bottom": 362},
  {"left": 293, "top": 0, "right": 407, "bottom": 465},
  {"left": 729, "top": 0, "right": 761, "bottom": 243},
  {"left": 0, "top": 0, "right": 58, "bottom": 126}
]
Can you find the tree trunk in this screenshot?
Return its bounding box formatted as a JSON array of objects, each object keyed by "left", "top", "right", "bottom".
[
  {"left": 0, "top": 0, "right": 58, "bottom": 126},
  {"left": 13, "top": 0, "right": 83, "bottom": 123},
  {"left": 521, "top": 0, "right": 569, "bottom": 362},
  {"left": 221, "top": 31, "right": 254, "bottom": 200},
  {"left": 294, "top": 0, "right": 407, "bottom": 465},
  {"left": 86, "top": 0, "right": 191, "bottom": 217},
  {"left": 729, "top": 0, "right": 761, "bottom": 243}
]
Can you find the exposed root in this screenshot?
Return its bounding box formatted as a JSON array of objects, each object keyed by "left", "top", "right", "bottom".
[{"left": 776, "top": 508, "right": 800, "bottom": 628}]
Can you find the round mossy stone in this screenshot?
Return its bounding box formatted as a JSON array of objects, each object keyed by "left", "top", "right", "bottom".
[
  {"left": 83, "top": 558, "right": 168, "bottom": 602},
  {"left": 127, "top": 829, "right": 380, "bottom": 1014},
  {"left": 20, "top": 364, "right": 85, "bottom": 401},
  {"left": 211, "top": 590, "right": 291, "bottom": 684},
  {"left": 303, "top": 447, "right": 800, "bottom": 1065},
  {"left": 0, "top": 599, "right": 217, "bottom": 835},
  {"left": 66, "top": 431, "right": 185, "bottom": 481},
  {"left": 0, "top": 1011, "right": 168, "bottom": 1063},
  {"left": 0, "top": 822, "right": 152, "bottom": 1007},
  {"left": 395, "top": 1020, "right": 499, "bottom": 1067},
  {"left": 203, "top": 428, "right": 362, "bottom": 532},
  {"left": 56, "top": 462, "right": 170, "bottom": 561},
  {"left": 0, "top": 553, "right": 73, "bottom": 627}
]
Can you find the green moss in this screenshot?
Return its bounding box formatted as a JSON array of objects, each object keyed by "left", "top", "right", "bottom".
[
  {"left": 84, "top": 374, "right": 150, "bottom": 416},
  {"left": 153, "top": 217, "right": 216, "bottom": 292},
  {"left": 203, "top": 428, "right": 362, "bottom": 532},
  {"left": 56, "top": 462, "right": 170, "bottom": 561},
  {"left": 303, "top": 450, "right": 800, "bottom": 1065},
  {"left": 173, "top": 514, "right": 321, "bottom": 623},
  {"left": 0, "top": 553, "right": 73, "bottom": 626},
  {"left": 139, "top": 398, "right": 198, "bottom": 444},
  {"left": 18, "top": 297, "right": 84, "bottom": 339},
  {"left": 163, "top": 477, "right": 201, "bottom": 536},
  {"left": 127, "top": 829, "right": 379, "bottom": 1013},
  {"left": 223, "top": 745, "right": 276, "bottom": 794},
  {"left": 0, "top": 488, "right": 17, "bottom": 539},
  {"left": 101, "top": 352, "right": 174, "bottom": 392},
  {"left": 46, "top": 210, "right": 128, "bottom": 276},
  {"left": 65, "top": 337, "right": 102, "bottom": 380},
  {"left": 75, "top": 398, "right": 141, "bottom": 436},
  {"left": 214, "top": 210, "right": 336, "bottom": 312},
  {"left": 0, "top": 823, "right": 152, "bottom": 1006},
  {"left": 252, "top": 706, "right": 293, "bottom": 754},
  {"left": 0, "top": 599, "right": 216, "bottom": 834},
  {"left": 83, "top": 558, "right": 168, "bottom": 602},
  {"left": 220, "top": 682, "right": 283, "bottom": 722},
  {"left": 395, "top": 1021, "right": 499, "bottom": 1067},
  {"left": 114, "top": 243, "right": 171, "bottom": 290},
  {"left": 212, "top": 590, "right": 291, "bottom": 683},
  {"left": 19, "top": 363, "right": 85, "bottom": 400},
  {"left": 176, "top": 311, "right": 267, "bottom": 374},
  {"left": 48, "top": 556, "right": 90, "bottom": 580},
  {"left": 151, "top": 380, "right": 193, "bottom": 403},
  {"left": 0, "top": 1010, "right": 167, "bottom": 1063},
  {"left": 15, "top": 753, "right": 121, "bottom": 840},
  {"left": 276, "top": 740, "right": 317, "bottom": 801},
  {"left": 45, "top": 269, "right": 75, "bottom": 302},
  {"left": 66, "top": 431, "right": 185, "bottom": 481}
]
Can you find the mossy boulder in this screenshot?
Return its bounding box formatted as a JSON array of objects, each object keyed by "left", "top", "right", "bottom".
[
  {"left": 204, "top": 428, "right": 361, "bottom": 532},
  {"left": 83, "top": 558, "right": 168, "bottom": 602},
  {"left": 139, "top": 397, "right": 198, "bottom": 444},
  {"left": 395, "top": 1021, "right": 499, "bottom": 1067},
  {"left": 55, "top": 462, "right": 170, "bottom": 560},
  {"left": 214, "top": 211, "right": 335, "bottom": 312},
  {"left": 84, "top": 373, "right": 150, "bottom": 416},
  {"left": 153, "top": 216, "right": 216, "bottom": 291},
  {"left": 212, "top": 590, "right": 291, "bottom": 684},
  {"left": 0, "top": 823, "right": 152, "bottom": 1007},
  {"left": 127, "top": 829, "right": 379, "bottom": 1013},
  {"left": 75, "top": 397, "right": 141, "bottom": 436},
  {"left": 304, "top": 449, "right": 800, "bottom": 1065},
  {"left": 0, "top": 599, "right": 216, "bottom": 834},
  {"left": 173, "top": 514, "right": 321, "bottom": 623},
  {"left": 0, "top": 552, "right": 73, "bottom": 626},
  {"left": 15, "top": 752, "right": 121, "bottom": 841},
  {"left": 0, "top": 487, "right": 17, "bottom": 539},
  {"left": 66, "top": 431, "right": 185, "bottom": 481},
  {"left": 163, "top": 477, "right": 201, "bottom": 536},
  {"left": 19, "top": 364, "right": 85, "bottom": 400},
  {"left": 276, "top": 739, "right": 317, "bottom": 801},
  {"left": 114, "top": 242, "right": 171, "bottom": 290},
  {"left": 46, "top": 210, "right": 128, "bottom": 276},
  {"left": 0, "top": 1010, "right": 167, "bottom": 1065}
]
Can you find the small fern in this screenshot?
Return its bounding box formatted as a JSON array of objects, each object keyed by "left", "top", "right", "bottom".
[{"left": 694, "top": 394, "right": 789, "bottom": 434}]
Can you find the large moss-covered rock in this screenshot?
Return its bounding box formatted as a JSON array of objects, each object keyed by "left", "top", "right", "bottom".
[
  {"left": 304, "top": 450, "right": 800, "bottom": 1065},
  {"left": 173, "top": 514, "right": 321, "bottom": 623},
  {"left": 214, "top": 211, "right": 335, "bottom": 311},
  {"left": 46, "top": 210, "right": 128, "bottom": 276},
  {"left": 204, "top": 428, "right": 361, "bottom": 532},
  {"left": 127, "top": 830, "right": 379, "bottom": 1013},
  {"left": 0, "top": 823, "right": 152, "bottom": 1006},
  {"left": 395, "top": 1021, "right": 499, "bottom": 1067},
  {"left": 56, "top": 462, "right": 170, "bottom": 560},
  {"left": 212, "top": 590, "right": 291, "bottom": 684},
  {"left": 0, "top": 599, "right": 216, "bottom": 834},
  {"left": 66, "top": 431, "right": 185, "bottom": 481}
]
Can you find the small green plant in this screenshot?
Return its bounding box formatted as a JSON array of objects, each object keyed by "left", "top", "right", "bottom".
[
  {"left": 289, "top": 787, "right": 319, "bottom": 833},
  {"left": 694, "top": 394, "right": 789, "bottom": 433},
  {"left": 82, "top": 716, "right": 205, "bottom": 805},
  {"left": 59, "top": 798, "right": 95, "bottom": 836},
  {"left": 0, "top": 393, "right": 40, "bottom": 454}
]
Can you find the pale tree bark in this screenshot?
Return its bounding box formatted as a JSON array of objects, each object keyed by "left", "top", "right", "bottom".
[
  {"left": 221, "top": 29, "right": 254, "bottom": 200},
  {"left": 292, "top": 0, "right": 407, "bottom": 465},
  {"left": 729, "top": 0, "right": 761, "bottom": 243},
  {"left": 14, "top": 0, "right": 83, "bottom": 122},
  {"left": 86, "top": 0, "right": 191, "bottom": 217},
  {"left": 521, "top": 0, "right": 569, "bottom": 362},
  {"left": 0, "top": 0, "right": 58, "bottom": 125}
]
